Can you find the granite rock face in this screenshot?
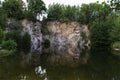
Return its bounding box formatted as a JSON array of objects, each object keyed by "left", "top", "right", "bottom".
[
  {"left": 39, "top": 21, "right": 90, "bottom": 66},
  {"left": 46, "top": 21, "right": 90, "bottom": 55},
  {"left": 21, "top": 20, "right": 90, "bottom": 55},
  {"left": 22, "top": 19, "right": 42, "bottom": 52}
]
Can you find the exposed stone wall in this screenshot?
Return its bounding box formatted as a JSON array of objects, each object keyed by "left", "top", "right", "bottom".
[
  {"left": 46, "top": 21, "right": 90, "bottom": 54},
  {"left": 21, "top": 19, "right": 42, "bottom": 52}
]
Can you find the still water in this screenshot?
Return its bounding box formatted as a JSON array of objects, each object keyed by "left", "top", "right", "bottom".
[{"left": 0, "top": 48, "right": 120, "bottom": 80}]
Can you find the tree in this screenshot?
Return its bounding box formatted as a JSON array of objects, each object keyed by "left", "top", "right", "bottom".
[
  {"left": 2, "top": 0, "right": 24, "bottom": 20},
  {"left": 0, "top": 6, "right": 7, "bottom": 28},
  {"left": 47, "top": 3, "right": 63, "bottom": 21},
  {"left": 110, "top": 16, "right": 120, "bottom": 42},
  {"left": 64, "top": 5, "right": 79, "bottom": 21},
  {"left": 47, "top": 4, "right": 80, "bottom": 22},
  {"left": 27, "top": 0, "right": 46, "bottom": 21},
  {"left": 22, "top": 32, "right": 31, "bottom": 52},
  {"left": 78, "top": 2, "right": 111, "bottom": 24},
  {"left": 90, "top": 21, "right": 112, "bottom": 47},
  {"left": 110, "top": 0, "right": 120, "bottom": 10}
]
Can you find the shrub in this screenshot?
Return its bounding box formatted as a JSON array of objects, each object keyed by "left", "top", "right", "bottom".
[
  {"left": 43, "top": 39, "right": 50, "bottom": 48},
  {"left": 5, "top": 31, "right": 22, "bottom": 50},
  {"left": 22, "top": 32, "right": 31, "bottom": 52},
  {"left": 0, "top": 28, "right": 5, "bottom": 44},
  {"left": 7, "top": 20, "right": 22, "bottom": 31},
  {"left": 0, "top": 50, "right": 15, "bottom": 57},
  {"left": 1, "top": 39, "right": 17, "bottom": 51},
  {"left": 112, "top": 42, "right": 120, "bottom": 48}
]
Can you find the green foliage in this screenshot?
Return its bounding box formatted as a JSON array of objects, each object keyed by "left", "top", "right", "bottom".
[
  {"left": 81, "top": 32, "right": 86, "bottom": 40},
  {"left": 22, "top": 32, "right": 31, "bottom": 52},
  {"left": 79, "top": 2, "right": 111, "bottom": 24},
  {"left": 110, "top": 0, "right": 120, "bottom": 10},
  {"left": 90, "top": 21, "right": 112, "bottom": 47},
  {"left": 23, "top": 10, "right": 36, "bottom": 22},
  {"left": 41, "top": 27, "right": 49, "bottom": 35},
  {"left": 4, "top": 20, "right": 22, "bottom": 50},
  {"left": 2, "top": 0, "right": 24, "bottom": 20},
  {"left": 1, "top": 39, "right": 17, "bottom": 51},
  {"left": 0, "top": 7, "right": 7, "bottom": 28},
  {"left": 47, "top": 3, "right": 64, "bottom": 21},
  {"left": 27, "top": 0, "right": 46, "bottom": 21},
  {"left": 5, "top": 32, "right": 31, "bottom": 51},
  {"left": 112, "top": 42, "right": 120, "bottom": 48},
  {"left": 0, "top": 28, "right": 5, "bottom": 44},
  {"left": 0, "top": 50, "right": 15, "bottom": 57},
  {"left": 64, "top": 5, "right": 79, "bottom": 21},
  {"left": 6, "top": 20, "right": 22, "bottom": 31},
  {"left": 5, "top": 31, "right": 22, "bottom": 50},
  {"left": 43, "top": 39, "right": 50, "bottom": 48},
  {"left": 47, "top": 2, "right": 111, "bottom": 24},
  {"left": 110, "top": 16, "right": 120, "bottom": 42},
  {"left": 47, "top": 3, "right": 79, "bottom": 22}
]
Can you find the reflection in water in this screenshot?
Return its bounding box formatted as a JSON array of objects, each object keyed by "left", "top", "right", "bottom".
[
  {"left": 40, "top": 43, "right": 89, "bottom": 67},
  {"left": 0, "top": 47, "right": 120, "bottom": 80},
  {"left": 35, "top": 66, "right": 46, "bottom": 75}
]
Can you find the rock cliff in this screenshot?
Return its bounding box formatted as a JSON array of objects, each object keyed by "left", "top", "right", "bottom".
[
  {"left": 21, "top": 19, "right": 42, "bottom": 52},
  {"left": 46, "top": 21, "right": 90, "bottom": 55},
  {"left": 21, "top": 20, "right": 90, "bottom": 54}
]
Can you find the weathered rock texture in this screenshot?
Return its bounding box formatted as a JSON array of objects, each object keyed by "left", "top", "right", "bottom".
[
  {"left": 46, "top": 21, "right": 90, "bottom": 55},
  {"left": 21, "top": 19, "right": 42, "bottom": 52}
]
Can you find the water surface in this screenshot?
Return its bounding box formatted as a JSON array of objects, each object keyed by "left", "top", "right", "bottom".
[{"left": 0, "top": 48, "right": 120, "bottom": 80}]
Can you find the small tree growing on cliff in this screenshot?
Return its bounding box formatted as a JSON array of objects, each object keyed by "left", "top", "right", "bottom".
[{"left": 2, "top": 0, "right": 24, "bottom": 20}]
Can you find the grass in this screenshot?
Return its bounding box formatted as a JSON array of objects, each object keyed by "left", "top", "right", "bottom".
[
  {"left": 0, "top": 50, "right": 15, "bottom": 57},
  {"left": 112, "top": 42, "right": 120, "bottom": 48}
]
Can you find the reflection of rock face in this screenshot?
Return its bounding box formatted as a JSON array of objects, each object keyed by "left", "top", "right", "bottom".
[
  {"left": 22, "top": 19, "right": 42, "bottom": 52},
  {"left": 42, "top": 48, "right": 89, "bottom": 67},
  {"left": 46, "top": 21, "right": 90, "bottom": 55}
]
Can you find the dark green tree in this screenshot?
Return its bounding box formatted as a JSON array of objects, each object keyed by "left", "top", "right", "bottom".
[
  {"left": 5, "top": 31, "right": 22, "bottom": 50},
  {"left": 110, "top": 0, "right": 120, "bottom": 10},
  {"left": 27, "top": 0, "right": 46, "bottom": 21},
  {"left": 78, "top": 2, "right": 111, "bottom": 24},
  {"left": 110, "top": 16, "right": 120, "bottom": 42},
  {"left": 2, "top": 0, "right": 24, "bottom": 20},
  {"left": 90, "top": 21, "right": 112, "bottom": 47},
  {"left": 0, "top": 28, "right": 5, "bottom": 44},
  {"left": 22, "top": 32, "right": 31, "bottom": 52},
  {"left": 47, "top": 3, "right": 63, "bottom": 21},
  {"left": 0, "top": 6, "right": 7, "bottom": 28}
]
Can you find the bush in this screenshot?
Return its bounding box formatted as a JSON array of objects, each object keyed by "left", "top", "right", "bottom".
[
  {"left": 1, "top": 39, "right": 17, "bottom": 51},
  {"left": 112, "top": 42, "right": 120, "bottom": 48},
  {"left": 0, "top": 50, "right": 15, "bottom": 57},
  {"left": 0, "top": 28, "right": 5, "bottom": 44},
  {"left": 110, "top": 16, "right": 120, "bottom": 42},
  {"left": 5, "top": 31, "right": 22, "bottom": 50},
  {"left": 22, "top": 32, "right": 31, "bottom": 52},
  {"left": 6, "top": 20, "right": 22, "bottom": 31},
  {"left": 43, "top": 39, "right": 50, "bottom": 48}
]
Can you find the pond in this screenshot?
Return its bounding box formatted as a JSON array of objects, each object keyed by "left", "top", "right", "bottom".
[{"left": 0, "top": 48, "right": 120, "bottom": 80}]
